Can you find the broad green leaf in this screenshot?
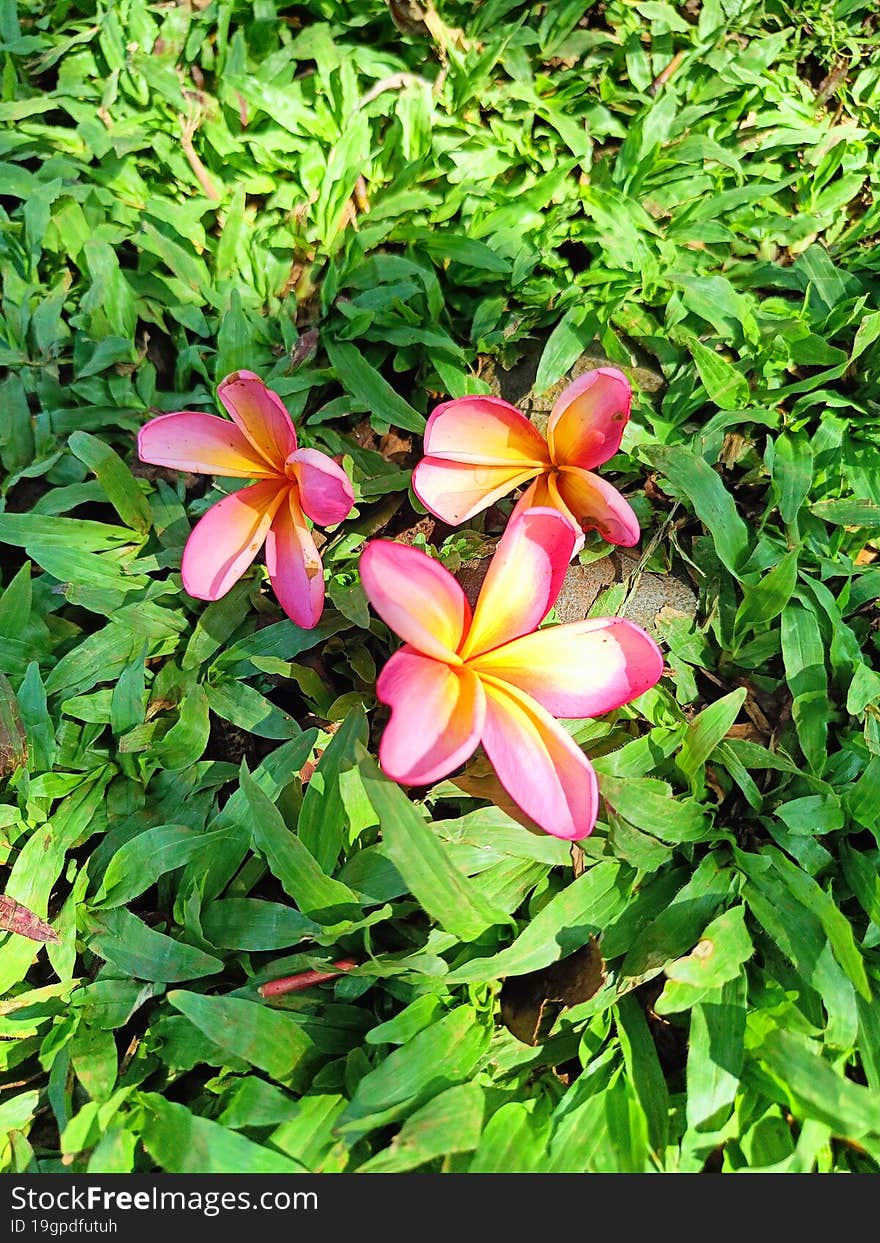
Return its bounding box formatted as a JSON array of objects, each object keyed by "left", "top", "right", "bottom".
[
  {"left": 337, "top": 1006, "right": 490, "bottom": 1140},
  {"left": 641, "top": 443, "right": 750, "bottom": 575},
  {"left": 738, "top": 851, "right": 858, "bottom": 1049},
  {"left": 267, "top": 1095, "right": 348, "bottom": 1172},
  {"left": 757, "top": 1029, "right": 880, "bottom": 1139},
  {"left": 243, "top": 767, "right": 362, "bottom": 922},
  {"left": 534, "top": 306, "right": 597, "bottom": 394},
  {"left": 656, "top": 905, "right": 753, "bottom": 1013},
  {"left": 182, "top": 580, "right": 256, "bottom": 670},
  {"left": 84, "top": 908, "right": 223, "bottom": 983},
  {"left": 152, "top": 684, "right": 211, "bottom": 771},
  {"left": 733, "top": 551, "right": 799, "bottom": 642},
  {"left": 93, "top": 824, "right": 227, "bottom": 909},
  {"left": 468, "top": 1100, "right": 552, "bottom": 1173},
  {"left": 445, "top": 860, "right": 629, "bottom": 984},
  {"left": 621, "top": 856, "right": 733, "bottom": 982},
  {"left": 780, "top": 601, "right": 828, "bottom": 774},
  {"left": 600, "top": 774, "right": 709, "bottom": 841},
  {"left": 0, "top": 773, "right": 111, "bottom": 993},
  {"left": 684, "top": 973, "right": 746, "bottom": 1143},
  {"left": 687, "top": 336, "right": 750, "bottom": 409},
  {"left": 764, "top": 846, "right": 870, "bottom": 1000},
  {"left": 217, "top": 1078, "right": 296, "bottom": 1129},
  {"left": 811, "top": 498, "right": 880, "bottom": 528},
  {"left": 0, "top": 513, "right": 133, "bottom": 551},
  {"left": 616, "top": 992, "right": 669, "bottom": 1154},
  {"left": 325, "top": 339, "right": 425, "bottom": 433},
  {"left": 358, "top": 1082, "right": 484, "bottom": 1172},
  {"left": 298, "top": 705, "right": 368, "bottom": 872},
  {"left": 360, "top": 759, "right": 509, "bottom": 943},
  {"left": 70, "top": 1023, "right": 118, "bottom": 1103},
  {"left": 677, "top": 687, "right": 747, "bottom": 778},
  {"left": 68, "top": 431, "right": 152, "bottom": 534},
  {"left": 205, "top": 680, "right": 300, "bottom": 740},
  {"left": 139, "top": 1094, "right": 306, "bottom": 1174},
  {"left": 167, "top": 991, "right": 315, "bottom": 1082},
  {"left": 770, "top": 432, "right": 813, "bottom": 525},
  {"left": 365, "top": 995, "right": 445, "bottom": 1047},
  {"left": 200, "top": 899, "right": 319, "bottom": 951}
]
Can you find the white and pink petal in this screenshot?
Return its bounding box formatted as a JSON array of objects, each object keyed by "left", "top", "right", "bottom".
[
  {"left": 547, "top": 368, "right": 632, "bottom": 469},
  {"left": 479, "top": 678, "right": 599, "bottom": 840},
  {"left": 359, "top": 540, "right": 471, "bottom": 663},
  {"left": 138, "top": 411, "right": 276, "bottom": 478},
  {"left": 470, "top": 617, "right": 664, "bottom": 718},
  {"left": 376, "top": 649, "right": 485, "bottom": 786},
  {"left": 181, "top": 480, "right": 284, "bottom": 601}
]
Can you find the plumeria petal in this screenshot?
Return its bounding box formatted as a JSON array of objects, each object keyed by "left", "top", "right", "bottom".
[
  {"left": 287, "top": 448, "right": 354, "bottom": 527},
  {"left": 360, "top": 540, "right": 471, "bottom": 662},
  {"left": 479, "top": 677, "right": 599, "bottom": 840},
  {"left": 181, "top": 480, "right": 284, "bottom": 601},
  {"left": 264, "top": 489, "right": 326, "bottom": 629},
  {"left": 547, "top": 367, "right": 632, "bottom": 469},
  {"left": 217, "top": 370, "right": 297, "bottom": 470},
  {"left": 469, "top": 617, "right": 664, "bottom": 718},
  {"left": 137, "top": 411, "right": 277, "bottom": 479},
  {"left": 412, "top": 457, "right": 541, "bottom": 526},
  {"left": 376, "top": 648, "right": 485, "bottom": 785},
  {"left": 460, "top": 507, "right": 575, "bottom": 659},
  {"left": 555, "top": 466, "right": 641, "bottom": 546},
  {"left": 423, "top": 396, "right": 550, "bottom": 466},
  {"left": 509, "top": 473, "right": 585, "bottom": 556}
]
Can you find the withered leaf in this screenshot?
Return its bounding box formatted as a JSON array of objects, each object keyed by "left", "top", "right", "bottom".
[
  {"left": 378, "top": 430, "right": 412, "bottom": 463},
  {"left": 0, "top": 895, "right": 60, "bottom": 943},
  {"left": 501, "top": 939, "right": 606, "bottom": 1046},
  {"left": 450, "top": 753, "right": 544, "bottom": 836},
  {"left": 0, "top": 672, "right": 27, "bottom": 777}
]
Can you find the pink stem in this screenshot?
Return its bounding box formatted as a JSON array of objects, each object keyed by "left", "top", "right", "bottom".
[{"left": 258, "top": 958, "right": 359, "bottom": 998}]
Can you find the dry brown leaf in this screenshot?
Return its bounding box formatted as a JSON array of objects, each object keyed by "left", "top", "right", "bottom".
[
  {"left": 378, "top": 430, "right": 412, "bottom": 463},
  {"left": 0, "top": 673, "right": 27, "bottom": 777},
  {"left": 501, "top": 940, "right": 606, "bottom": 1045},
  {"left": 0, "top": 896, "right": 59, "bottom": 943},
  {"left": 450, "top": 753, "right": 543, "bottom": 835}
]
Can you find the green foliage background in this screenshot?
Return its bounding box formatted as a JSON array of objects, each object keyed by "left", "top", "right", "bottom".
[{"left": 3, "top": 0, "right": 880, "bottom": 1173}]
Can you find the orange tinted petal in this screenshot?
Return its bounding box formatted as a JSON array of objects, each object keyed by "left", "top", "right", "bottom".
[
  {"left": 264, "top": 489, "right": 326, "bottom": 628},
  {"left": 359, "top": 540, "right": 470, "bottom": 662},
  {"left": 217, "top": 371, "right": 297, "bottom": 470},
  {"left": 547, "top": 368, "right": 632, "bottom": 468},
  {"left": 181, "top": 480, "right": 284, "bottom": 600},
  {"left": 555, "top": 466, "right": 640, "bottom": 547},
  {"left": 138, "top": 411, "right": 276, "bottom": 478},
  {"left": 460, "top": 507, "right": 576, "bottom": 660},
  {"left": 376, "top": 648, "right": 485, "bottom": 785},
  {"left": 479, "top": 677, "right": 598, "bottom": 840},
  {"left": 423, "top": 396, "right": 550, "bottom": 466},
  {"left": 470, "top": 617, "right": 664, "bottom": 718},
  {"left": 412, "top": 457, "right": 541, "bottom": 526}
]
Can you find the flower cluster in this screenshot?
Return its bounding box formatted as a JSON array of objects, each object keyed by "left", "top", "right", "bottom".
[{"left": 137, "top": 366, "right": 662, "bottom": 838}]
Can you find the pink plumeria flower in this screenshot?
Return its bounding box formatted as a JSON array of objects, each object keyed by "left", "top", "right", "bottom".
[
  {"left": 359, "top": 507, "right": 663, "bottom": 840},
  {"left": 137, "top": 370, "right": 354, "bottom": 628},
  {"left": 412, "top": 367, "right": 640, "bottom": 553}
]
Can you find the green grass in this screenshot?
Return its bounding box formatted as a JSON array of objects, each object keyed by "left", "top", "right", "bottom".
[{"left": 2, "top": 0, "right": 880, "bottom": 1174}]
